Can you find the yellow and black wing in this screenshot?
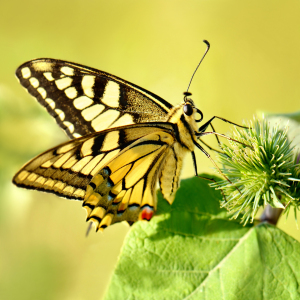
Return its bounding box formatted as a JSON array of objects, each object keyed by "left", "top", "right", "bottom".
[
  {"left": 13, "top": 123, "right": 176, "bottom": 230},
  {"left": 84, "top": 129, "right": 176, "bottom": 231},
  {"left": 16, "top": 59, "right": 172, "bottom": 139}
]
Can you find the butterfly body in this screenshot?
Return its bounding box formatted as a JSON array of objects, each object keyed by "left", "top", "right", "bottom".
[{"left": 13, "top": 58, "right": 207, "bottom": 231}]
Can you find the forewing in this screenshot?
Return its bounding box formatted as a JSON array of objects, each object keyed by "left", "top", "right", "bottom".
[
  {"left": 16, "top": 59, "right": 172, "bottom": 139},
  {"left": 83, "top": 130, "right": 175, "bottom": 231},
  {"left": 13, "top": 123, "right": 175, "bottom": 202}
]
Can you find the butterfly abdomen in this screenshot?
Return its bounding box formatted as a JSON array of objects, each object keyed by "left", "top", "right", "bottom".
[{"left": 159, "top": 142, "right": 187, "bottom": 204}]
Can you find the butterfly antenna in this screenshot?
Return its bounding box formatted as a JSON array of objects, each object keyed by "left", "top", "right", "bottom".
[{"left": 186, "top": 40, "right": 210, "bottom": 93}]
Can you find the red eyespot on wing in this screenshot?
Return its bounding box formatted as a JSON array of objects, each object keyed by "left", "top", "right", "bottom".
[{"left": 139, "top": 206, "right": 154, "bottom": 221}]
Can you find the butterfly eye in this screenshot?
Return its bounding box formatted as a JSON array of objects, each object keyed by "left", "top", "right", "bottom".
[{"left": 183, "top": 104, "right": 194, "bottom": 116}]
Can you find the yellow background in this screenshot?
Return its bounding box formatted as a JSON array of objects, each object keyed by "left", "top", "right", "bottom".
[{"left": 1, "top": 1, "right": 300, "bottom": 299}]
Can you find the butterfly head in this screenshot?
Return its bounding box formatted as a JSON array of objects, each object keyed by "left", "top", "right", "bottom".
[
  {"left": 163, "top": 92, "right": 204, "bottom": 151},
  {"left": 183, "top": 92, "right": 203, "bottom": 123}
]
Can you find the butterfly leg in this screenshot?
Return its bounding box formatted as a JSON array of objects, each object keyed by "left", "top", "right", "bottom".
[
  {"left": 191, "top": 151, "right": 216, "bottom": 180},
  {"left": 191, "top": 151, "right": 227, "bottom": 201},
  {"left": 196, "top": 131, "right": 252, "bottom": 149},
  {"left": 192, "top": 141, "right": 242, "bottom": 195},
  {"left": 197, "top": 117, "right": 248, "bottom": 154},
  {"left": 207, "top": 122, "right": 222, "bottom": 148},
  {"left": 197, "top": 137, "right": 224, "bottom": 154},
  {"left": 198, "top": 116, "right": 248, "bottom": 133},
  {"left": 191, "top": 150, "right": 228, "bottom": 183}
]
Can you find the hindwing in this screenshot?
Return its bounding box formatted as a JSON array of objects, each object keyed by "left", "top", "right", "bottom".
[
  {"left": 16, "top": 59, "right": 172, "bottom": 139},
  {"left": 84, "top": 130, "right": 175, "bottom": 231},
  {"left": 13, "top": 123, "right": 176, "bottom": 229}
]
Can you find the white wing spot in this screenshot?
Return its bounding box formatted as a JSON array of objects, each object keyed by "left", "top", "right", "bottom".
[
  {"left": 88, "top": 154, "right": 104, "bottom": 176},
  {"left": 91, "top": 150, "right": 119, "bottom": 176},
  {"left": 41, "top": 159, "right": 55, "bottom": 168},
  {"left": 73, "top": 189, "right": 85, "bottom": 198},
  {"left": 57, "top": 143, "right": 76, "bottom": 154},
  {"left": 73, "top": 96, "right": 94, "bottom": 110},
  {"left": 109, "top": 113, "right": 134, "bottom": 128},
  {"left": 63, "top": 121, "right": 75, "bottom": 133},
  {"left": 73, "top": 133, "right": 82, "bottom": 138},
  {"left": 62, "top": 155, "right": 77, "bottom": 169},
  {"left": 81, "top": 155, "right": 105, "bottom": 175},
  {"left": 102, "top": 81, "right": 120, "bottom": 108},
  {"left": 82, "top": 75, "right": 95, "bottom": 98},
  {"left": 37, "top": 87, "right": 47, "bottom": 99},
  {"left": 61, "top": 66, "right": 74, "bottom": 76},
  {"left": 44, "top": 179, "right": 55, "bottom": 188},
  {"left": 101, "top": 131, "right": 119, "bottom": 151},
  {"left": 63, "top": 185, "right": 75, "bottom": 195},
  {"left": 92, "top": 110, "right": 120, "bottom": 131},
  {"left": 21, "top": 67, "right": 31, "bottom": 79},
  {"left": 53, "top": 152, "right": 74, "bottom": 168},
  {"left": 17, "top": 170, "right": 30, "bottom": 181},
  {"left": 45, "top": 98, "right": 55, "bottom": 109},
  {"left": 35, "top": 176, "right": 46, "bottom": 185},
  {"left": 53, "top": 181, "right": 66, "bottom": 191},
  {"left": 71, "top": 156, "right": 93, "bottom": 172},
  {"left": 29, "top": 77, "right": 39, "bottom": 88},
  {"left": 82, "top": 104, "right": 105, "bottom": 121},
  {"left": 65, "top": 87, "right": 78, "bottom": 99},
  {"left": 81, "top": 138, "right": 95, "bottom": 156},
  {"left": 55, "top": 109, "right": 65, "bottom": 121},
  {"left": 27, "top": 173, "right": 38, "bottom": 182},
  {"left": 43, "top": 72, "right": 55, "bottom": 81},
  {"left": 34, "top": 62, "right": 53, "bottom": 72},
  {"left": 55, "top": 77, "right": 72, "bottom": 90}
]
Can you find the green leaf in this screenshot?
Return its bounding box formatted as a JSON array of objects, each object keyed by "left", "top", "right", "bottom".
[
  {"left": 262, "top": 110, "right": 300, "bottom": 124},
  {"left": 104, "top": 177, "right": 300, "bottom": 300}
]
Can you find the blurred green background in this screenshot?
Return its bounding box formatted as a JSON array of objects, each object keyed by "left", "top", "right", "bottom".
[{"left": 1, "top": 1, "right": 300, "bottom": 299}]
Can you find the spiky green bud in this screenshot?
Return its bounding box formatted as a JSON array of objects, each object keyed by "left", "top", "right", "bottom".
[{"left": 212, "top": 118, "right": 300, "bottom": 225}]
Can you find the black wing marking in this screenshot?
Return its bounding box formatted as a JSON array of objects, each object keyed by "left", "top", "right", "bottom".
[
  {"left": 84, "top": 129, "right": 175, "bottom": 231},
  {"left": 16, "top": 58, "right": 172, "bottom": 139},
  {"left": 13, "top": 123, "right": 175, "bottom": 201}
]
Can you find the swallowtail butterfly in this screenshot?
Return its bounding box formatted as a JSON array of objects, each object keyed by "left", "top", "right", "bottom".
[{"left": 13, "top": 42, "right": 241, "bottom": 231}]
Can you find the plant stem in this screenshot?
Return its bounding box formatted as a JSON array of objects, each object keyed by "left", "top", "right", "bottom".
[{"left": 260, "top": 205, "right": 283, "bottom": 225}]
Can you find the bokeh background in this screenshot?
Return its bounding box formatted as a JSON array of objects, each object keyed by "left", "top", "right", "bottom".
[{"left": 1, "top": 1, "right": 300, "bottom": 299}]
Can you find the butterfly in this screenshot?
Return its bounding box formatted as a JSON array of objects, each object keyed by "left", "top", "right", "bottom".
[{"left": 13, "top": 44, "right": 242, "bottom": 231}]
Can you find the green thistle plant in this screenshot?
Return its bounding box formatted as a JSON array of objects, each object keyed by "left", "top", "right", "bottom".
[{"left": 212, "top": 118, "right": 300, "bottom": 225}]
